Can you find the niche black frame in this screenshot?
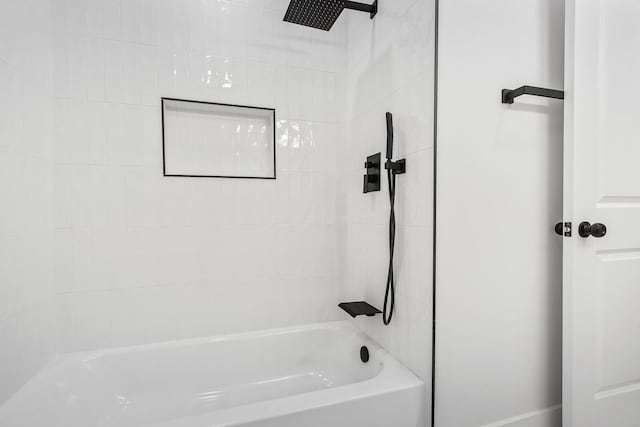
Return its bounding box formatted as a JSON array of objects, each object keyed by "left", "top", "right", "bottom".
[{"left": 161, "top": 97, "right": 277, "bottom": 179}]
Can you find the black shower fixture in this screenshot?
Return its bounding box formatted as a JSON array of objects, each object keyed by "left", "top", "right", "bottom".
[
  {"left": 339, "top": 113, "right": 404, "bottom": 326},
  {"left": 363, "top": 153, "right": 381, "bottom": 194},
  {"left": 283, "top": 0, "right": 378, "bottom": 31},
  {"left": 382, "top": 112, "right": 405, "bottom": 326}
]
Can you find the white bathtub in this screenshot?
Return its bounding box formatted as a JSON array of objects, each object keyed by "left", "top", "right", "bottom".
[{"left": 0, "top": 321, "right": 424, "bottom": 427}]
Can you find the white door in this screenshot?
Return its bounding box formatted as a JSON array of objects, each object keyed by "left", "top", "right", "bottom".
[{"left": 564, "top": 0, "right": 640, "bottom": 426}]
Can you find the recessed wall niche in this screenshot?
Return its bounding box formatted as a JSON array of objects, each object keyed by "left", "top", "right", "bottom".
[{"left": 161, "top": 98, "right": 276, "bottom": 179}]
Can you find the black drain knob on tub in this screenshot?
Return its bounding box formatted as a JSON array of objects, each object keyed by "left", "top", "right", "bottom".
[{"left": 360, "top": 346, "right": 370, "bottom": 363}]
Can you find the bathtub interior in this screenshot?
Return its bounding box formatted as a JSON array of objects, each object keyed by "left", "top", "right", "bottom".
[{"left": 0, "top": 323, "right": 399, "bottom": 427}]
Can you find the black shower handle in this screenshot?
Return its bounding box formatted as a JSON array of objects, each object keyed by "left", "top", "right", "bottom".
[{"left": 386, "top": 112, "right": 394, "bottom": 160}]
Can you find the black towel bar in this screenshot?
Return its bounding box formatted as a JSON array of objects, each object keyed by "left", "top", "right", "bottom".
[{"left": 502, "top": 85, "right": 565, "bottom": 104}]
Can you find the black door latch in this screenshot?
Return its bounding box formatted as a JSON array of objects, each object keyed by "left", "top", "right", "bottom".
[{"left": 555, "top": 222, "right": 572, "bottom": 237}]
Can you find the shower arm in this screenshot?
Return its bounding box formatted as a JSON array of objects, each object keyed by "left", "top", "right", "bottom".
[{"left": 344, "top": 0, "right": 378, "bottom": 19}]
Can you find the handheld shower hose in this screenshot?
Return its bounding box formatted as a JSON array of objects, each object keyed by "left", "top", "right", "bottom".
[
  {"left": 383, "top": 112, "right": 405, "bottom": 325},
  {"left": 383, "top": 162, "right": 397, "bottom": 325}
]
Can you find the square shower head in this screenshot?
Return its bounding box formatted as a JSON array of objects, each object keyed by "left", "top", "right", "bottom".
[{"left": 283, "top": 0, "right": 346, "bottom": 31}]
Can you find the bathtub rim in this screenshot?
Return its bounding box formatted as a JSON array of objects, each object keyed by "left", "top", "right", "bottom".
[
  {"left": 145, "top": 321, "right": 424, "bottom": 427},
  {"left": 0, "top": 320, "right": 424, "bottom": 427}
]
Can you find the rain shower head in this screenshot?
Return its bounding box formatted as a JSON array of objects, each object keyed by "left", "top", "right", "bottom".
[{"left": 283, "top": 0, "right": 378, "bottom": 31}]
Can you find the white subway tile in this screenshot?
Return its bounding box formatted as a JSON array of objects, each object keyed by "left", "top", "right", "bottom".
[
  {"left": 172, "top": 50, "right": 190, "bottom": 97},
  {"left": 122, "top": 43, "right": 141, "bottom": 105},
  {"left": 53, "top": 230, "right": 74, "bottom": 293},
  {"left": 171, "top": 0, "right": 189, "bottom": 51},
  {"left": 104, "top": 40, "right": 124, "bottom": 102},
  {"left": 138, "top": 0, "right": 159, "bottom": 46},
  {"left": 69, "top": 166, "right": 91, "bottom": 229},
  {"left": 66, "top": 36, "right": 88, "bottom": 99},
  {"left": 138, "top": 45, "right": 159, "bottom": 106},
  {"left": 66, "top": 0, "right": 86, "bottom": 36},
  {"left": 84, "top": 0, "right": 104, "bottom": 38},
  {"left": 85, "top": 37, "right": 106, "bottom": 101},
  {"left": 103, "top": 0, "right": 123, "bottom": 40},
  {"left": 52, "top": 31, "right": 69, "bottom": 98},
  {"left": 53, "top": 166, "right": 72, "bottom": 229},
  {"left": 122, "top": 1, "right": 140, "bottom": 43},
  {"left": 156, "top": 0, "right": 173, "bottom": 48},
  {"left": 66, "top": 100, "right": 92, "bottom": 163}
]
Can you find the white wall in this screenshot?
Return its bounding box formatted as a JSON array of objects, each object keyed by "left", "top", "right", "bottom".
[
  {"left": 344, "top": 0, "right": 435, "bottom": 417},
  {"left": 51, "top": 0, "right": 349, "bottom": 352},
  {"left": 0, "top": 0, "right": 54, "bottom": 405},
  {"left": 435, "top": 1, "right": 564, "bottom": 426}
]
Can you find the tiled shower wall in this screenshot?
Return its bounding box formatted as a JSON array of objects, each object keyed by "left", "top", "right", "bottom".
[
  {"left": 0, "top": 0, "right": 436, "bottom": 411},
  {"left": 0, "top": 0, "right": 54, "bottom": 404},
  {"left": 345, "top": 0, "right": 435, "bottom": 399},
  {"left": 51, "top": 0, "right": 349, "bottom": 352}
]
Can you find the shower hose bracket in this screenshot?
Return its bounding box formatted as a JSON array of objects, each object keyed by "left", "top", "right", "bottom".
[{"left": 385, "top": 159, "right": 406, "bottom": 175}]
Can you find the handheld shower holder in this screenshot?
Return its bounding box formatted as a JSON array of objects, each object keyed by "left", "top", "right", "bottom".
[{"left": 385, "top": 158, "right": 406, "bottom": 175}]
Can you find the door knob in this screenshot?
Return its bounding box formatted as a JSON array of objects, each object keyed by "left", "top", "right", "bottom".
[
  {"left": 578, "top": 222, "right": 607, "bottom": 238},
  {"left": 555, "top": 222, "right": 563, "bottom": 236}
]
